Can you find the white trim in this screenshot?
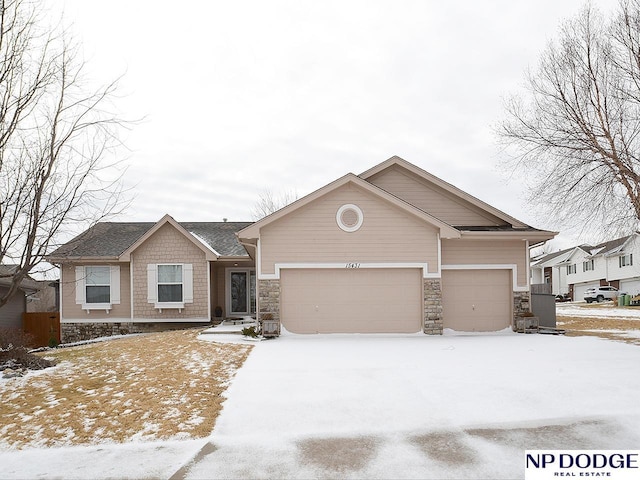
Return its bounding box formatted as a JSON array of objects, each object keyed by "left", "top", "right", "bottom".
[
  {"left": 130, "top": 254, "right": 134, "bottom": 320},
  {"left": 336, "top": 204, "right": 364, "bottom": 232},
  {"left": 225, "top": 267, "right": 257, "bottom": 315},
  {"left": 82, "top": 302, "right": 112, "bottom": 313},
  {"left": 207, "top": 262, "right": 211, "bottom": 321},
  {"left": 61, "top": 317, "right": 210, "bottom": 324},
  {"left": 441, "top": 263, "right": 528, "bottom": 291},
  {"left": 259, "top": 262, "right": 434, "bottom": 280}
]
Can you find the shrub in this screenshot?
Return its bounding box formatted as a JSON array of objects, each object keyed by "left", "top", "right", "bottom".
[
  {"left": 0, "top": 328, "right": 56, "bottom": 371},
  {"left": 241, "top": 326, "right": 259, "bottom": 338}
]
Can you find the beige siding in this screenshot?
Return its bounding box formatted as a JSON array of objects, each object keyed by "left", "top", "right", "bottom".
[
  {"left": 61, "top": 263, "right": 131, "bottom": 319},
  {"left": 132, "top": 223, "right": 208, "bottom": 319},
  {"left": 441, "top": 238, "right": 528, "bottom": 288},
  {"left": 367, "top": 165, "right": 504, "bottom": 226},
  {"left": 260, "top": 183, "right": 439, "bottom": 275}
]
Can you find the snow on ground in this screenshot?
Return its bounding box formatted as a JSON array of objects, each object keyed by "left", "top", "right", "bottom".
[
  {"left": 556, "top": 301, "right": 640, "bottom": 319},
  {"left": 2, "top": 330, "right": 640, "bottom": 479}
]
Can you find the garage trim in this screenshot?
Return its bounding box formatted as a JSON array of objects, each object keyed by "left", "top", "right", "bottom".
[
  {"left": 442, "top": 263, "right": 528, "bottom": 292},
  {"left": 259, "top": 261, "right": 435, "bottom": 279}
]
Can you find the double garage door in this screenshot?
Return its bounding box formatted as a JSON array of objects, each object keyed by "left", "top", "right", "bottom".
[
  {"left": 280, "top": 268, "right": 512, "bottom": 333},
  {"left": 280, "top": 268, "right": 422, "bottom": 334}
]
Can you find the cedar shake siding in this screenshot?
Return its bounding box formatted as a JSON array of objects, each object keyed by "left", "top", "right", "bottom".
[
  {"left": 259, "top": 183, "right": 440, "bottom": 276},
  {"left": 132, "top": 223, "right": 208, "bottom": 319}
]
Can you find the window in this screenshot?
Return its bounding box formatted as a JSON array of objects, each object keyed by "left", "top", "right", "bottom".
[
  {"left": 75, "top": 265, "right": 120, "bottom": 311},
  {"left": 567, "top": 264, "right": 577, "bottom": 275},
  {"left": 147, "top": 263, "right": 193, "bottom": 310},
  {"left": 583, "top": 259, "right": 594, "bottom": 272},
  {"left": 85, "top": 266, "right": 111, "bottom": 303},
  {"left": 620, "top": 254, "right": 633, "bottom": 267},
  {"left": 158, "top": 264, "right": 183, "bottom": 302}
]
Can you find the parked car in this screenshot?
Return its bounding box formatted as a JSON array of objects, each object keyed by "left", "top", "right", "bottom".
[{"left": 584, "top": 286, "right": 619, "bottom": 303}]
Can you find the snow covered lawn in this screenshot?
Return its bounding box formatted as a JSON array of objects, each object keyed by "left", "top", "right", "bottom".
[
  {"left": 0, "top": 329, "right": 252, "bottom": 449},
  {"left": 1, "top": 328, "right": 639, "bottom": 479}
]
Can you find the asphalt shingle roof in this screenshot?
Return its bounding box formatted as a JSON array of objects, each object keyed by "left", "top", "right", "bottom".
[{"left": 48, "top": 221, "right": 253, "bottom": 259}]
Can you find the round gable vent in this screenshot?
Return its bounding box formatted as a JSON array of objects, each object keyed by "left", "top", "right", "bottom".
[{"left": 336, "top": 204, "right": 363, "bottom": 232}]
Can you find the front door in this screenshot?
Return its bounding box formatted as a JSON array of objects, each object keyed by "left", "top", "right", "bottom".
[{"left": 227, "top": 269, "right": 256, "bottom": 316}]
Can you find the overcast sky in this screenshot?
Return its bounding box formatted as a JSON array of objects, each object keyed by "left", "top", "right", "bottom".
[{"left": 58, "top": 0, "right": 617, "bottom": 250}]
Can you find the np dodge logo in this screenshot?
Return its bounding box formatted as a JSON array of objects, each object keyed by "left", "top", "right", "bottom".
[{"left": 525, "top": 451, "right": 640, "bottom": 479}]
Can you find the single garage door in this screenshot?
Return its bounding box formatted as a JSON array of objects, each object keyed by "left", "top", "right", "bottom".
[
  {"left": 280, "top": 268, "right": 422, "bottom": 334},
  {"left": 620, "top": 278, "right": 640, "bottom": 296},
  {"left": 441, "top": 269, "right": 511, "bottom": 332},
  {"left": 573, "top": 282, "right": 600, "bottom": 302}
]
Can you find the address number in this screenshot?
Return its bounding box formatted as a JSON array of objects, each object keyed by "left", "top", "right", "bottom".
[{"left": 345, "top": 263, "right": 361, "bottom": 268}]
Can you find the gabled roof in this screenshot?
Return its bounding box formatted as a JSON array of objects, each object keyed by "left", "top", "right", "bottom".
[
  {"left": 48, "top": 216, "right": 253, "bottom": 262},
  {"left": 359, "top": 156, "right": 530, "bottom": 229},
  {"left": 0, "top": 264, "right": 41, "bottom": 292},
  {"left": 588, "top": 234, "right": 636, "bottom": 257},
  {"left": 531, "top": 246, "right": 590, "bottom": 267},
  {"left": 237, "top": 173, "right": 462, "bottom": 240}
]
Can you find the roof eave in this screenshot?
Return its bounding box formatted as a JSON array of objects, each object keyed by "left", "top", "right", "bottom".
[{"left": 459, "top": 230, "right": 557, "bottom": 242}]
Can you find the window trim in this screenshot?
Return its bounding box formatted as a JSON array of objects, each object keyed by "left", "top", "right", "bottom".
[
  {"left": 582, "top": 259, "right": 594, "bottom": 272},
  {"left": 76, "top": 265, "right": 120, "bottom": 313},
  {"left": 566, "top": 264, "right": 577, "bottom": 275},
  {"left": 147, "top": 263, "right": 194, "bottom": 311},
  {"left": 619, "top": 254, "right": 633, "bottom": 268}
]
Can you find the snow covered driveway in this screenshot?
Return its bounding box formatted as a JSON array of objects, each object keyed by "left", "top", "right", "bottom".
[
  {"left": 184, "top": 331, "right": 640, "bottom": 479},
  {"left": 2, "top": 330, "right": 640, "bottom": 479}
]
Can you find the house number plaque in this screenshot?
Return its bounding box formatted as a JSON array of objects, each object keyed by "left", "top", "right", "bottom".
[{"left": 345, "top": 263, "right": 361, "bottom": 268}]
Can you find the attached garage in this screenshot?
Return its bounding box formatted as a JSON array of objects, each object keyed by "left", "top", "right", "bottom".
[
  {"left": 620, "top": 278, "right": 640, "bottom": 296},
  {"left": 573, "top": 282, "right": 600, "bottom": 302},
  {"left": 441, "top": 269, "right": 512, "bottom": 332},
  {"left": 280, "top": 268, "right": 423, "bottom": 334}
]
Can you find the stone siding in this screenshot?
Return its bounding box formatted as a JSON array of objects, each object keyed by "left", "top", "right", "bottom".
[
  {"left": 61, "top": 322, "right": 208, "bottom": 343},
  {"left": 513, "top": 290, "right": 531, "bottom": 327},
  {"left": 423, "top": 278, "right": 443, "bottom": 335},
  {"left": 258, "top": 279, "right": 280, "bottom": 322}
]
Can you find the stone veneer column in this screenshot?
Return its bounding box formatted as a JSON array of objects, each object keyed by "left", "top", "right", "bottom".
[
  {"left": 258, "top": 279, "right": 280, "bottom": 321},
  {"left": 513, "top": 291, "right": 531, "bottom": 327},
  {"left": 423, "top": 278, "right": 443, "bottom": 335}
]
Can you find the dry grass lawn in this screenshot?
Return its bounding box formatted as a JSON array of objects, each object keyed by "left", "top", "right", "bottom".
[
  {"left": 0, "top": 329, "right": 252, "bottom": 450},
  {"left": 557, "top": 314, "right": 640, "bottom": 346}
]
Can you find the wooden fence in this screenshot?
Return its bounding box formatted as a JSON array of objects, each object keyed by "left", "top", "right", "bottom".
[{"left": 22, "top": 312, "right": 61, "bottom": 347}]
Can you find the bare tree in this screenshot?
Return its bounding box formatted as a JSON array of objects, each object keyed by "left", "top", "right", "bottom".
[
  {"left": 0, "top": 0, "right": 128, "bottom": 308},
  {"left": 498, "top": 1, "right": 640, "bottom": 237},
  {"left": 250, "top": 188, "right": 298, "bottom": 221}
]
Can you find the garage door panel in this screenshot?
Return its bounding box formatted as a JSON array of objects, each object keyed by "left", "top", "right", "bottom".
[
  {"left": 442, "top": 269, "right": 511, "bottom": 332},
  {"left": 281, "top": 268, "right": 422, "bottom": 334}
]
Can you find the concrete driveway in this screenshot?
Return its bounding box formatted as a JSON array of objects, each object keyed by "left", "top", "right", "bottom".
[{"left": 182, "top": 332, "right": 640, "bottom": 479}]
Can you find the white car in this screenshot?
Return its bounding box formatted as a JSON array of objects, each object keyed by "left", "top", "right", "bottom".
[{"left": 584, "top": 286, "right": 619, "bottom": 303}]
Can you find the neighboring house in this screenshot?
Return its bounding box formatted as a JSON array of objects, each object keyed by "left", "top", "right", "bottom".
[
  {"left": 0, "top": 265, "right": 41, "bottom": 329},
  {"left": 530, "top": 233, "right": 640, "bottom": 300},
  {"left": 48, "top": 156, "right": 556, "bottom": 341}
]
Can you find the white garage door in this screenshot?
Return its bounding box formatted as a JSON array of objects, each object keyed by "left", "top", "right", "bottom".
[
  {"left": 620, "top": 278, "right": 640, "bottom": 296},
  {"left": 573, "top": 282, "right": 600, "bottom": 302},
  {"left": 280, "top": 268, "right": 423, "bottom": 334},
  {"left": 441, "top": 269, "right": 511, "bottom": 332}
]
